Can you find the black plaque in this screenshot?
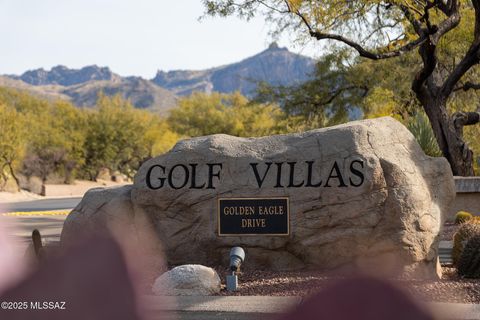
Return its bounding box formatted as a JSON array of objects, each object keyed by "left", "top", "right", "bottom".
[{"left": 218, "top": 197, "right": 289, "bottom": 236}]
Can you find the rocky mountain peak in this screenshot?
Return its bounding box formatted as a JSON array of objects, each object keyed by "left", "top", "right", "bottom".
[
  {"left": 268, "top": 42, "right": 280, "bottom": 50},
  {"left": 1, "top": 46, "right": 315, "bottom": 113},
  {"left": 152, "top": 45, "right": 315, "bottom": 97},
  {"left": 16, "top": 65, "right": 118, "bottom": 86}
]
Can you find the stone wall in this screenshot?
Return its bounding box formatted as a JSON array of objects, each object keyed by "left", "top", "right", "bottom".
[{"left": 448, "top": 177, "right": 480, "bottom": 220}]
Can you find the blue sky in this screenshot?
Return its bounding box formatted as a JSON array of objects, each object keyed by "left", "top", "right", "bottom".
[{"left": 0, "top": 0, "right": 318, "bottom": 78}]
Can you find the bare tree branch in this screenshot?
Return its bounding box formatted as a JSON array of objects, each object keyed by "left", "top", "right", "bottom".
[
  {"left": 453, "top": 109, "right": 480, "bottom": 136},
  {"left": 310, "top": 31, "right": 427, "bottom": 60},
  {"left": 361, "top": 21, "right": 401, "bottom": 43},
  {"left": 257, "top": 0, "right": 289, "bottom": 14},
  {"left": 430, "top": 7, "right": 460, "bottom": 44},
  {"left": 441, "top": 0, "right": 480, "bottom": 96},
  {"left": 454, "top": 82, "right": 480, "bottom": 92},
  {"left": 320, "top": 85, "right": 369, "bottom": 106},
  {"left": 399, "top": 5, "right": 423, "bottom": 35},
  {"left": 412, "top": 38, "right": 437, "bottom": 102},
  {"left": 283, "top": 3, "right": 427, "bottom": 60}
]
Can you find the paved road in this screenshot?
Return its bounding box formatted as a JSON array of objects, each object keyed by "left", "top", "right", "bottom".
[
  {"left": 0, "top": 197, "right": 77, "bottom": 249},
  {"left": 145, "top": 311, "right": 263, "bottom": 320},
  {"left": 141, "top": 296, "right": 480, "bottom": 320},
  {"left": 143, "top": 296, "right": 300, "bottom": 320},
  {"left": 1, "top": 215, "right": 67, "bottom": 248},
  {"left": 0, "top": 197, "right": 82, "bottom": 213}
]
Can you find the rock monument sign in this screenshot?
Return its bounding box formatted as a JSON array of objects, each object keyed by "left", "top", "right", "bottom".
[{"left": 61, "top": 117, "right": 455, "bottom": 279}]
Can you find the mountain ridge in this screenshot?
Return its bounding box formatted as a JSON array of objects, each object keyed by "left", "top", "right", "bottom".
[
  {"left": 1, "top": 44, "right": 316, "bottom": 113},
  {"left": 10, "top": 65, "right": 121, "bottom": 86},
  {"left": 152, "top": 43, "right": 315, "bottom": 96}
]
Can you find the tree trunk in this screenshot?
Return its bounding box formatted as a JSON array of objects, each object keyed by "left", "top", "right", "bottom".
[
  {"left": 422, "top": 98, "right": 475, "bottom": 176},
  {"left": 7, "top": 162, "right": 21, "bottom": 191}
]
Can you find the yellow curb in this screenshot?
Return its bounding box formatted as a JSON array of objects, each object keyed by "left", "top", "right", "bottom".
[{"left": 1, "top": 210, "right": 70, "bottom": 216}]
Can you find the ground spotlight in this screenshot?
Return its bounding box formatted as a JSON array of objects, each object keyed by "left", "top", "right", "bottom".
[{"left": 227, "top": 247, "right": 245, "bottom": 291}]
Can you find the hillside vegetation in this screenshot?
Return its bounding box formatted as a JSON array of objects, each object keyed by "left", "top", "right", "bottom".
[{"left": 0, "top": 88, "right": 291, "bottom": 191}]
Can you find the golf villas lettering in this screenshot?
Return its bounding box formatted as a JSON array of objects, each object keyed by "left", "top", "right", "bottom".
[
  {"left": 144, "top": 159, "right": 364, "bottom": 236},
  {"left": 146, "top": 163, "right": 223, "bottom": 190},
  {"left": 145, "top": 159, "right": 365, "bottom": 190}
]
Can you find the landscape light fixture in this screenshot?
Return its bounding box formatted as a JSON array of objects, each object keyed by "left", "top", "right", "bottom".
[{"left": 226, "top": 246, "right": 245, "bottom": 292}]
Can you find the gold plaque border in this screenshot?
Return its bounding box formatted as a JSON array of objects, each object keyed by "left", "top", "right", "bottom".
[{"left": 217, "top": 197, "right": 290, "bottom": 236}]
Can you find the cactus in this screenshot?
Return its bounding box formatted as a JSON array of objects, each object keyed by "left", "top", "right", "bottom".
[
  {"left": 455, "top": 211, "right": 473, "bottom": 225},
  {"left": 458, "top": 234, "right": 480, "bottom": 278},
  {"left": 452, "top": 222, "right": 480, "bottom": 266}
]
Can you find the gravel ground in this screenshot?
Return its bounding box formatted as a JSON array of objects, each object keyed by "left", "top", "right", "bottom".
[
  {"left": 161, "top": 222, "right": 475, "bottom": 302},
  {"left": 214, "top": 223, "right": 480, "bottom": 303},
  {"left": 442, "top": 222, "right": 459, "bottom": 241},
  {"left": 407, "top": 267, "right": 480, "bottom": 303},
  {"left": 216, "top": 267, "right": 480, "bottom": 303}
]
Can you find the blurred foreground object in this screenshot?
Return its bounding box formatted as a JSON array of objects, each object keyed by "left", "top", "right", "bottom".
[
  {"left": 0, "top": 234, "right": 145, "bottom": 320},
  {"left": 276, "top": 276, "right": 434, "bottom": 320},
  {"left": 0, "top": 219, "right": 27, "bottom": 295}
]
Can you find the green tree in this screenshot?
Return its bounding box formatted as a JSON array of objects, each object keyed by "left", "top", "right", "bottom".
[
  {"left": 22, "top": 99, "right": 87, "bottom": 183},
  {"left": 0, "top": 87, "right": 183, "bottom": 184},
  {"left": 168, "top": 92, "right": 287, "bottom": 137},
  {"left": 83, "top": 94, "right": 160, "bottom": 180},
  {"left": 0, "top": 104, "right": 25, "bottom": 190},
  {"left": 204, "top": 0, "right": 480, "bottom": 176},
  {"left": 145, "top": 119, "right": 182, "bottom": 156},
  {"left": 0, "top": 87, "right": 88, "bottom": 183},
  {"left": 255, "top": 50, "right": 368, "bottom": 129}
]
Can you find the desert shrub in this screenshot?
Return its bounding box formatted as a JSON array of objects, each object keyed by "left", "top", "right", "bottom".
[
  {"left": 458, "top": 234, "right": 480, "bottom": 278},
  {"left": 406, "top": 112, "right": 442, "bottom": 157},
  {"left": 456, "top": 211, "right": 474, "bottom": 224},
  {"left": 453, "top": 221, "right": 480, "bottom": 266}
]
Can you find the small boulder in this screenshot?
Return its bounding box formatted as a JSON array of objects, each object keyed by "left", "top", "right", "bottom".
[{"left": 152, "top": 265, "right": 221, "bottom": 296}]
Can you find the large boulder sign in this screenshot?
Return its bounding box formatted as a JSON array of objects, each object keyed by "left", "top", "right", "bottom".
[{"left": 61, "top": 117, "right": 455, "bottom": 279}]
